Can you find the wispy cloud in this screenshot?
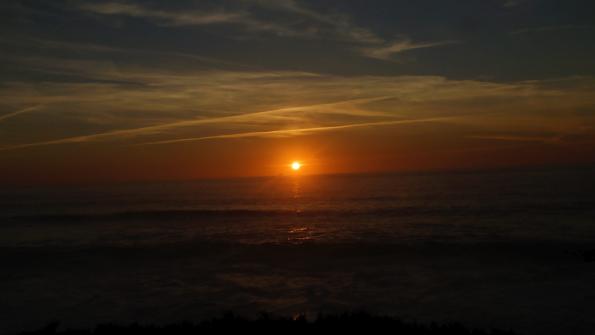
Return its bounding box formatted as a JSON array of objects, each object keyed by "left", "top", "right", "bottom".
[
  {"left": 77, "top": 1, "right": 460, "bottom": 61},
  {"left": 511, "top": 24, "right": 595, "bottom": 35},
  {"left": 469, "top": 135, "right": 560, "bottom": 143},
  {"left": 3, "top": 36, "right": 257, "bottom": 71},
  {"left": 0, "top": 105, "right": 42, "bottom": 123},
  {"left": 252, "top": 0, "right": 383, "bottom": 44},
  {"left": 140, "top": 116, "right": 454, "bottom": 146},
  {"left": 78, "top": 0, "right": 381, "bottom": 43},
  {"left": 78, "top": 1, "right": 311, "bottom": 39},
  {"left": 502, "top": 0, "right": 520, "bottom": 8},
  {"left": 360, "top": 39, "right": 458, "bottom": 61},
  {"left": 80, "top": 2, "right": 244, "bottom": 26},
  {"left": 1, "top": 59, "right": 593, "bottom": 153},
  {"left": 0, "top": 97, "right": 389, "bottom": 151},
  {"left": 469, "top": 125, "right": 595, "bottom": 145}
]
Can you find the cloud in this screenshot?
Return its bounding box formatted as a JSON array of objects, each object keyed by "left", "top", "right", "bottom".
[
  {"left": 511, "top": 24, "right": 595, "bottom": 35},
  {"left": 78, "top": 1, "right": 304, "bottom": 38},
  {"left": 2, "top": 37, "right": 255, "bottom": 71},
  {"left": 76, "top": 1, "right": 463, "bottom": 63},
  {"left": 502, "top": 0, "right": 520, "bottom": 8},
  {"left": 469, "top": 135, "right": 560, "bottom": 143},
  {"left": 80, "top": 2, "right": 244, "bottom": 26},
  {"left": 139, "top": 116, "right": 454, "bottom": 145},
  {"left": 469, "top": 125, "right": 594, "bottom": 145},
  {"left": 0, "top": 97, "right": 389, "bottom": 151},
  {"left": 500, "top": 0, "right": 530, "bottom": 8},
  {"left": 0, "top": 105, "right": 42, "bottom": 123},
  {"left": 251, "top": 0, "right": 383, "bottom": 44},
  {"left": 1, "top": 51, "right": 593, "bottom": 153},
  {"left": 78, "top": 0, "right": 384, "bottom": 44},
  {"left": 360, "top": 39, "right": 458, "bottom": 61}
]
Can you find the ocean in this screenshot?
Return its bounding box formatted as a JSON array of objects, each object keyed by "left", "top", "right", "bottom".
[{"left": 1, "top": 167, "right": 595, "bottom": 334}]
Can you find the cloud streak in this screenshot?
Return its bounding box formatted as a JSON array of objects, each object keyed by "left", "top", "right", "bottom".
[
  {"left": 76, "top": 0, "right": 460, "bottom": 63},
  {"left": 360, "top": 40, "right": 458, "bottom": 61},
  {"left": 0, "top": 60, "right": 592, "bottom": 155},
  {"left": 0, "top": 106, "right": 42, "bottom": 123},
  {"left": 140, "top": 116, "right": 455, "bottom": 145},
  {"left": 469, "top": 135, "right": 560, "bottom": 143},
  {"left": 78, "top": 0, "right": 381, "bottom": 43},
  {"left": 511, "top": 24, "right": 595, "bottom": 35},
  {"left": 80, "top": 2, "right": 244, "bottom": 26},
  {"left": 0, "top": 97, "right": 389, "bottom": 151}
]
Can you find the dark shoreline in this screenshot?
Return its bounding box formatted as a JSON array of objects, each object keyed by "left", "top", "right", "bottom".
[
  {"left": 18, "top": 312, "right": 517, "bottom": 335},
  {"left": 3, "top": 241, "right": 595, "bottom": 335}
]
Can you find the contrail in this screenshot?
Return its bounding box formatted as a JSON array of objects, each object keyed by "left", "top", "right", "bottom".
[
  {"left": 0, "top": 106, "right": 42, "bottom": 123},
  {"left": 468, "top": 135, "right": 560, "bottom": 143},
  {"left": 0, "top": 97, "right": 390, "bottom": 151},
  {"left": 140, "top": 116, "right": 454, "bottom": 145}
]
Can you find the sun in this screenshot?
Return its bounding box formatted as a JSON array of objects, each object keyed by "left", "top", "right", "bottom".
[{"left": 291, "top": 161, "right": 302, "bottom": 171}]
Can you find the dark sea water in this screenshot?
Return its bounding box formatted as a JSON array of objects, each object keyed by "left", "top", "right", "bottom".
[{"left": 1, "top": 168, "right": 595, "bottom": 334}]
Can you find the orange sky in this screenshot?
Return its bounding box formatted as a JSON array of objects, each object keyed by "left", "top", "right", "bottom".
[
  {"left": 2, "top": 113, "right": 594, "bottom": 185},
  {"left": 1, "top": 1, "right": 595, "bottom": 185}
]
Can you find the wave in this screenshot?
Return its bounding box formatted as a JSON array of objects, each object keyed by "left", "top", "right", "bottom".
[{"left": 5, "top": 201, "right": 594, "bottom": 223}]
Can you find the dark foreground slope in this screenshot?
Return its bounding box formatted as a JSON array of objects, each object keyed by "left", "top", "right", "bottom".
[{"left": 20, "top": 313, "right": 517, "bottom": 335}]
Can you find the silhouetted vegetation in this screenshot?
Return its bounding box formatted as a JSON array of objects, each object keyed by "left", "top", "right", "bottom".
[
  {"left": 19, "top": 312, "right": 517, "bottom": 335},
  {"left": 581, "top": 249, "right": 595, "bottom": 262}
]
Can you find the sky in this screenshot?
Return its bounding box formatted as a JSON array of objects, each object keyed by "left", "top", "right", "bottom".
[{"left": 1, "top": 0, "right": 595, "bottom": 184}]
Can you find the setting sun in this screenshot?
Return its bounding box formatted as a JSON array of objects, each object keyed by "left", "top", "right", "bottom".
[{"left": 291, "top": 161, "right": 302, "bottom": 171}]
